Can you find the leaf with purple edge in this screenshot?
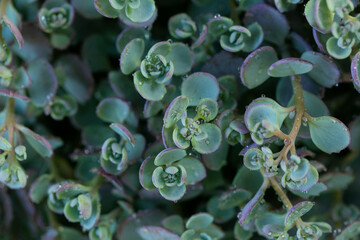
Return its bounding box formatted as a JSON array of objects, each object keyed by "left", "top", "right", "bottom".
[
  {"left": 284, "top": 201, "right": 314, "bottom": 229},
  {"left": 120, "top": 38, "right": 145, "bottom": 75},
  {"left": 96, "top": 98, "right": 130, "bottom": 123},
  {"left": 301, "top": 51, "right": 339, "bottom": 87},
  {"left": 351, "top": 51, "right": 360, "bottom": 89},
  {"left": 110, "top": 123, "right": 136, "bottom": 147},
  {"left": 240, "top": 46, "right": 278, "bottom": 89},
  {"left": 16, "top": 124, "right": 53, "bottom": 158},
  {"left": 308, "top": 116, "right": 350, "bottom": 154},
  {"left": 164, "top": 96, "right": 189, "bottom": 128},
  {"left": 94, "top": 0, "right": 121, "bottom": 18},
  {"left": 243, "top": 3, "right": 289, "bottom": 45},
  {"left": 139, "top": 156, "right": 157, "bottom": 190},
  {"left": 138, "top": 226, "right": 180, "bottom": 240},
  {"left": 181, "top": 72, "right": 219, "bottom": 106},
  {"left": 267, "top": 58, "right": 313, "bottom": 77},
  {"left": 218, "top": 188, "right": 251, "bottom": 209},
  {"left": 154, "top": 148, "right": 187, "bottom": 166},
  {"left": 176, "top": 157, "right": 206, "bottom": 185}
]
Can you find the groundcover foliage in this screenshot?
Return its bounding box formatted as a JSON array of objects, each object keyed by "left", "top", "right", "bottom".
[{"left": 1, "top": 0, "right": 360, "bottom": 239}]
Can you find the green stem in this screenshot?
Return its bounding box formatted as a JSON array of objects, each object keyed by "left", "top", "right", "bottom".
[
  {"left": 0, "top": 0, "right": 8, "bottom": 18},
  {"left": 4, "top": 98, "right": 15, "bottom": 163}
]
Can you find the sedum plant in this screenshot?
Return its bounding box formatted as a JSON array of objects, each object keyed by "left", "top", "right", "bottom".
[{"left": 1, "top": 0, "right": 360, "bottom": 240}]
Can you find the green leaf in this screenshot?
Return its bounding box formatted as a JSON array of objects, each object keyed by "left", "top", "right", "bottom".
[
  {"left": 336, "top": 221, "right": 360, "bottom": 240},
  {"left": 242, "top": 23, "right": 264, "bottom": 52},
  {"left": 196, "top": 98, "right": 218, "bottom": 122},
  {"left": 148, "top": 41, "right": 171, "bottom": 58},
  {"left": 16, "top": 125, "right": 53, "bottom": 157},
  {"left": 267, "top": 58, "right": 314, "bottom": 77},
  {"left": 301, "top": 51, "right": 339, "bottom": 87},
  {"left": 308, "top": 116, "right": 350, "bottom": 154},
  {"left": 159, "top": 184, "right": 186, "bottom": 201},
  {"left": 320, "top": 172, "right": 354, "bottom": 191},
  {"left": 314, "top": 0, "right": 333, "bottom": 32},
  {"left": 186, "top": 213, "right": 213, "bottom": 230},
  {"left": 154, "top": 148, "right": 187, "bottom": 166},
  {"left": 243, "top": 148, "right": 262, "bottom": 170},
  {"left": 177, "top": 157, "right": 206, "bottom": 184},
  {"left": 125, "top": 0, "right": 156, "bottom": 23},
  {"left": 139, "top": 157, "right": 157, "bottom": 190},
  {"left": 138, "top": 226, "right": 180, "bottom": 240},
  {"left": 191, "top": 123, "right": 222, "bottom": 154},
  {"left": 110, "top": 123, "right": 136, "bottom": 147},
  {"left": 94, "top": 0, "right": 121, "bottom": 18},
  {"left": 326, "top": 37, "right": 352, "bottom": 59},
  {"left": 120, "top": 38, "right": 145, "bottom": 75},
  {"left": 133, "top": 71, "right": 167, "bottom": 101},
  {"left": 164, "top": 96, "right": 189, "bottom": 128},
  {"left": 166, "top": 43, "right": 193, "bottom": 76},
  {"left": 285, "top": 201, "right": 314, "bottom": 229},
  {"left": 218, "top": 188, "right": 251, "bottom": 209},
  {"left": 56, "top": 55, "right": 94, "bottom": 103},
  {"left": 241, "top": 46, "right": 278, "bottom": 89},
  {"left": 27, "top": 58, "right": 57, "bottom": 107},
  {"left": 162, "top": 215, "right": 184, "bottom": 235},
  {"left": 181, "top": 72, "right": 219, "bottom": 106},
  {"left": 29, "top": 174, "right": 52, "bottom": 204},
  {"left": 55, "top": 182, "right": 89, "bottom": 199},
  {"left": 96, "top": 98, "right": 130, "bottom": 123},
  {"left": 207, "top": 16, "right": 233, "bottom": 37},
  {"left": 12, "top": 67, "right": 30, "bottom": 89}
]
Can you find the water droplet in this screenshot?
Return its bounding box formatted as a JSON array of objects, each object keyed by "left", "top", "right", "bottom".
[{"left": 214, "top": 14, "right": 221, "bottom": 18}]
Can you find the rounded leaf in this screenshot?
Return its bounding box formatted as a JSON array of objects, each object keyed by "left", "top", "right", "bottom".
[
  {"left": 326, "top": 37, "right": 351, "bottom": 59},
  {"left": 96, "top": 98, "right": 130, "bottom": 123},
  {"left": 240, "top": 46, "right": 278, "bottom": 89},
  {"left": 267, "top": 58, "right": 314, "bottom": 77},
  {"left": 181, "top": 72, "right": 219, "bottom": 106},
  {"left": 154, "top": 148, "right": 187, "bottom": 166},
  {"left": 186, "top": 213, "right": 213, "bottom": 230},
  {"left": 218, "top": 188, "right": 251, "bottom": 209},
  {"left": 94, "top": 0, "right": 121, "bottom": 18},
  {"left": 120, "top": 38, "right": 145, "bottom": 75},
  {"left": 133, "top": 71, "right": 167, "bottom": 101},
  {"left": 308, "top": 116, "right": 350, "bottom": 154},
  {"left": 164, "top": 96, "right": 189, "bottom": 128},
  {"left": 191, "top": 123, "right": 222, "bottom": 154},
  {"left": 125, "top": 0, "right": 155, "bottom": 23},
  {"left": 166, "top": 43, "right": 193, "bottom": 76},
  {"left": 285, "top": 201, "right": 314, "bottom": 229},
  {"left": 301, "top": 51, "right": 339, "bottom": 87},
  {"left": 177, "top": 157, "right": 206, "bottom": 184}
]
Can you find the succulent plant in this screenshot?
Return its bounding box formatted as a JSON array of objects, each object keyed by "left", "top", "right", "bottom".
[{"left": 1, "top": 0, "right": 360, "bottom": 240}]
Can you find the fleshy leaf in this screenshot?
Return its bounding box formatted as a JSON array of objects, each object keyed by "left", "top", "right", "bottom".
[
  {"left": 120, "top": 38, "right": 145, "bottom": 75},
  {"left": 240, "top": 46, "right": 278, "bottom": 89},
  {"left": 186, "top": 213, "right": 213, "bottom": 230},
  {"left": 218, "top": 188, "right": 251, "bottom": 209},
  {"left": 27, "top": 59, "right": 57, "bottom": 107},
  {"left": 326, "top": 37, "right": 351, "bottom": 59},
  {"left": 308, "top": 116, "right": 350, "bottom": 154},
  {"left": 110, "top": 123, "right": 136, "bottom": 147},
  {"left": 138, "top": 226, "right": 180, "bottom": 240},
  {"left": 285, "top": 201, "right": 314, "bottom": 229},
  {"left": 181, "top": 72, "right": 219, "bottom": 106},
  {"left": 139, "top": 157, "right": 157, "bottom": 190},
  {"left": 301, "top": 51, "right": 339, "bottom": 87},
  {"left": 177, "top": 157, "right": 206, "bottom": 184},
  {"left": 166, "top": 43, "right": 193, "bottom": 76},
  {"left": 133, "top": 71, "right": 167, "bottom": 101},
  {"left": 154, "top": 148, "right": 187, "bottom": 166},
  {"left": 335, "top": 221, "right": 360, "bottom": 240},
  {"left": 94, "top": 0, "right": 121, "bottom": 18},
  {"left": 191, "top": 123, "right": 222, "bottom": 154},
  {"left": 267, "top": 58, "right": 313, "bottom": 77},
  {"left": 164, "top": 96, "right": 189, "bottom": 128},
  {"left": 16, "top": 125, "right": 53, "bottom": 157},
  {"left": 244, "top": 3, "right": 289, "bottom": 44},
  {"left": 96, "top": 98, "right": 130, "bottom": 123}
]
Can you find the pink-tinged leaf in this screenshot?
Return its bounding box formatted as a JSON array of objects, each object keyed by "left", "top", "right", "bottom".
[
  {"left": 110, "top": 123, "right": 135, "bottom": 147},
  {"left": 3, "top": 16, "right": 24, "bottom": 48},
  {"left": 0, "top": 89, "right": 29, "bottom": 101},
  {"left": 16, "top": 124, "right": 53, "bottom": 157}
]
